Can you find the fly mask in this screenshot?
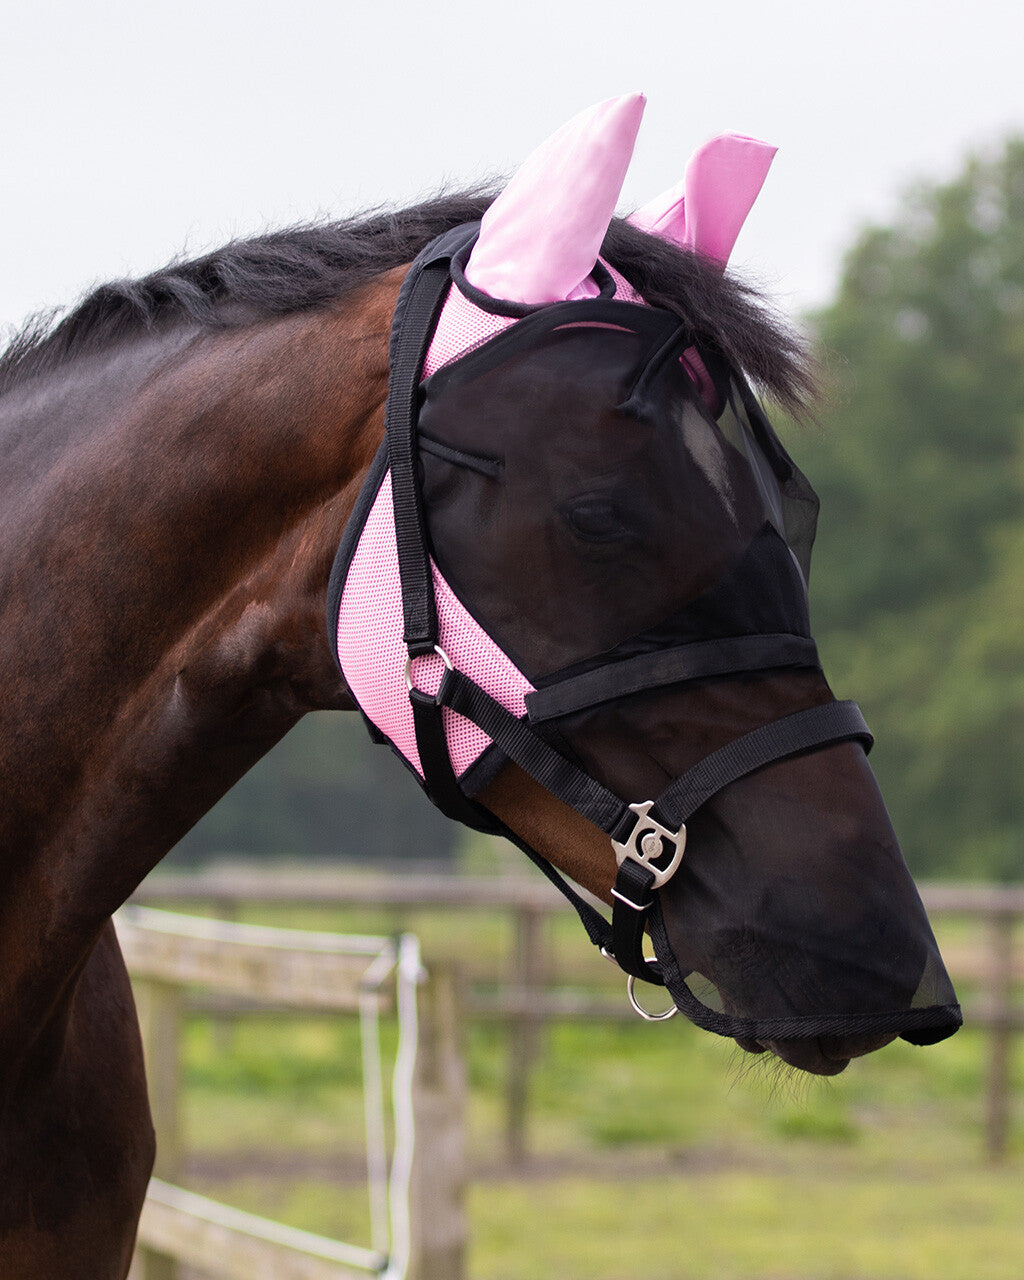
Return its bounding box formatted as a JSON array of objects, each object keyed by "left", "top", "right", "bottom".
[{"left": 327, "top": 96, "right": 961, "bottom": 1048}]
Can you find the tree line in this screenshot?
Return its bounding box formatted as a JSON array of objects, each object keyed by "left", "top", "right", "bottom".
[{"left": 795, "top": 137, "right": 1024, "bottom": 879}]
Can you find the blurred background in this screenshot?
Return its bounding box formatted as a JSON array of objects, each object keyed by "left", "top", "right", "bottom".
[{"left": 4, "top": 2, "right": 1023, "bottom": 1277}]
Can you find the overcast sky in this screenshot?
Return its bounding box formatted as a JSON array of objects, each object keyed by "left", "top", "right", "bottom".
[{"left": 3, "top": 0, "right": 1023, "bottom": 335}]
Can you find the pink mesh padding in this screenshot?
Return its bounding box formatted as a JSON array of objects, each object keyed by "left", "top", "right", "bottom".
[
  {"left": 424, "top": 262, "right": 644, "bottom": 376},
  {"left": 337, "top": 473, "right": 533, "bottom": 779},
  {"left": 604, "top": 262, "right": 643, "bottom": 303},
  {"left": 423, "top": 285, "right": 517, "bottom": 377}
]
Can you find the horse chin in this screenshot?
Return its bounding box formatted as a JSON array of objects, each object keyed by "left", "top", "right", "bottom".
[
  {"left": 730, "top": 1020, "right": 899, "bottom": 1076},
  {"left": 741, "top": 1033, "right": 897, "bottom": 1077}
]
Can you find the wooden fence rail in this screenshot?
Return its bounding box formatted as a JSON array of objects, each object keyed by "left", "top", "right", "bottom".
[
  {"left": 118, "top": 908, "right": 466, "bottom": 1280},
  {"left": 130, "top": 871, "right": 1022, "bottom": 1161}
]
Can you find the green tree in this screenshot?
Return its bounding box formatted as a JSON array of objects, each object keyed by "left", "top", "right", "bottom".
[{"left": 796, "top": 139, "right": 1024, "bottom": 878}]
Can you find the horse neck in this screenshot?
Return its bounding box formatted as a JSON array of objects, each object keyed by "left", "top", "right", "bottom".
[{"left": 0, "top": 272, "right": 400, "bottom": 854}]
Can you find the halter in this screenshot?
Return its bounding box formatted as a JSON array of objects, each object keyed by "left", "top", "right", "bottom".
[{"left": 328, "top": 225, "right": 962, "bottom": 1047}]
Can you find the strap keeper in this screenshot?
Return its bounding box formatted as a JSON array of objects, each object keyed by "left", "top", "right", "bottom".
[{"left": 611, "top": 886, "right": 654, "bottom": 912}]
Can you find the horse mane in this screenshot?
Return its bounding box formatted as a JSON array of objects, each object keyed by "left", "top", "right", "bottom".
[{"left": 0, "top": 189, "right": 814, "bottom": 413}]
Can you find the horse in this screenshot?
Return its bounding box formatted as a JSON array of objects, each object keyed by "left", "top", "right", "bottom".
[{"left": 0, "top": 95, "right": 958, "bottom": 1278}]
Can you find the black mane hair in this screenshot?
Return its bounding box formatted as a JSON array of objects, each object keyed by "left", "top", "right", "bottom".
[{"left": 0, "top": 190, "right": 814, "bottom": 412}]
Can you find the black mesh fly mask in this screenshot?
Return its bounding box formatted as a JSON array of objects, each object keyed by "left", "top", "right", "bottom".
[{"left": 328, "top": 226, "right": 961, "bottom": 1050}]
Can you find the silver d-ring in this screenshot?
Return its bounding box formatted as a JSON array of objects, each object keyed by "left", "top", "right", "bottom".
[
  {"left": 626, "top": 972, "right": 678, "bottom": 1022},
  {"left": 404, "top": 644, "right": 453, "bottom": 694}
]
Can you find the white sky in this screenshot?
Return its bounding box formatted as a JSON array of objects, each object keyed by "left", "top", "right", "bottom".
[{"left": 2, "top": 0, "right": 1023, "bottom": 334}]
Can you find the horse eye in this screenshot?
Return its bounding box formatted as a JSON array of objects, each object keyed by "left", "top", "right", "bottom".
[{"left": 563, "top": 497, "right": 630, "bottom": 543}]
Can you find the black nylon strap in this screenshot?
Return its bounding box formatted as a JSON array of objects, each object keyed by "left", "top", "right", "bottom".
[
  {"left": 498, "top": 824, "right": 614, "bottom": 952},
  {"left": 379, "top": 225, "right": 619, "bottom": 961},
  {"left": 385, "top": 259, "right": 452, "bottom": 655},
  {"left": 604, "top": 700, "right": 872, "bottom": 984},
  {"left": 409, "top": 689, "right": 499, "bottom": 834},
  {"left": 610, "top": 859, "right": 663, "bottom": 983},
  {"left": 440, "top": 668, "right": 629, "bottom": 834},
  {"left": 652, "top": 699, "right": 872, "bottom": 828},
  {"left": 413, "top": 677, "right": 616, "bottom": 951},
  {"left": 441, "top": 669, "right": 870, "bottom": 847},
  {"left": 525, "top": 634, "right": 820, "bottom": 723},
  {"left": 604, "top": 700, "right": 872, "bottom": 985},
  {"left": 429, "top": 668, "right": 655, "bottom": 980},
  {"left": 385, "top": 225, "right": 478, "bottom": 656}
]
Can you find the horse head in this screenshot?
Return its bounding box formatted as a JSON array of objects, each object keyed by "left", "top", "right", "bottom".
[{"left": 334, "top": 95, "right": 960, "bottom": 1075}]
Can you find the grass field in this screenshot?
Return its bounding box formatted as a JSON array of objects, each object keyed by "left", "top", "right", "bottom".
[{"left": 148, "top": 894, "right": 1022, "bottom": 1280}]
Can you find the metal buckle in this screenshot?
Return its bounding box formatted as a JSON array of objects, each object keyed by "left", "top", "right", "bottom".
[
  {"left": 611, "top": 801, "right": 686, "bottom": 890},
  {"left": 404, "top": 644, "right": 453, "bottom": 696}
]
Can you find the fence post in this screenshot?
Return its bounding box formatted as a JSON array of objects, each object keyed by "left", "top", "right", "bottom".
[
  {"left": 407, "top": 965, "right": 467, "bottom": 1280},
  {"left": 211, "top": 896, "right": 239, "bottom": 1055},
  {"left": 985, "top": 911, "right": 1016, "bottom": 1161},
  {"left": 506, "top": 905, "right": 546, "bottom": 1165},
  {"left": 134, "top": 977, "right": 184, "bottom": 1280}
]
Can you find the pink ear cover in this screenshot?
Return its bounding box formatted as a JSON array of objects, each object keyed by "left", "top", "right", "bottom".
[
  {"left": 630, "top": 133, "right": 777, "bottom": 267},
  {"left": 465, "top": 92, "right": 646, "bottom": 305}
]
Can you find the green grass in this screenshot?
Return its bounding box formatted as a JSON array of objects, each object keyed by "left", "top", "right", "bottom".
[
  {"left": 147, "top": 898, "right": 1023, "bottom": 1279},
  {"left": 468, "top": 1166, "right": 1024, "bottom": 1280}
]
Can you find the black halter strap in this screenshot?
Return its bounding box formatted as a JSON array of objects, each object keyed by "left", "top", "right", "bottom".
[
  {"left": 378, "top": 227, "right": 875, "bottom": 989},
  {"left": 524, "top": 634, "right": 820, "bottom": 722},
  {"left": 384, "top": 233, "right": 470, "bottom": 656}
]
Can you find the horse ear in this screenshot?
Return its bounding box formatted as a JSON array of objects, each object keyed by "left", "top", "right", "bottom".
[
  {"left": 629, "top": 133, "right": 777, "bottom": 266},
  {"left": 465, "top": 93, "right": 646, "bottom": 305}
]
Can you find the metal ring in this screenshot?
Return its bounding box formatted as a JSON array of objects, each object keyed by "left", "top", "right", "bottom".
[
  {"left": 626, "top": 972, "right": 679, "bottom": 1022},
  {"left": 404, "top": 644, "right": 453, "bottom": 694}
]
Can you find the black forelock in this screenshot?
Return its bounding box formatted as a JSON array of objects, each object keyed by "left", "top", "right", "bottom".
[{"left": 0, "top": 188, "right": 814, "bottom": 413}]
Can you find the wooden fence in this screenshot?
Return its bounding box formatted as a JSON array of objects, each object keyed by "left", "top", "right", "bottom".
[
  {"left": 129, "top": 870, "right": 1023, "bottom": 1161},
  {"left": 117, "top": 907, "right": 466, "bottom": 1280},
  {"left": 920, "top": 884, "right": 1024, "bottom": 1159}
]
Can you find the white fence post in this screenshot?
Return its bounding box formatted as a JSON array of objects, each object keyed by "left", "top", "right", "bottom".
[
  {"left": 407, "top": 965, "right": 468, "bottom": 1280},
  {"left": 134, "top": 977, "right": 184, "bottom": 1280}
]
